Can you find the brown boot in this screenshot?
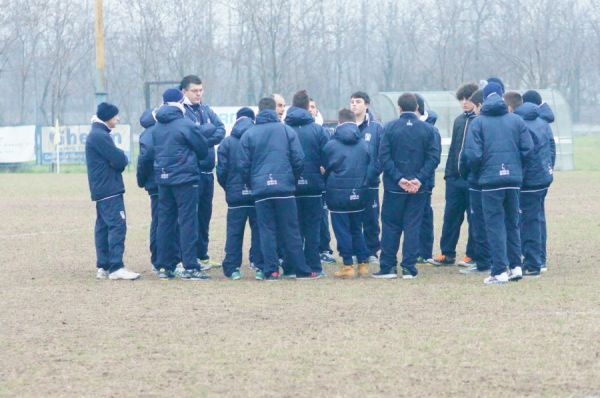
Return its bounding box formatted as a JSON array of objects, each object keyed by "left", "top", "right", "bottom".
[
  {"left": 334, "top": 265, "right": 355, "bottom": 279},
  {"left": 358, "top": 263, "right": 370, "bottom": 277}
]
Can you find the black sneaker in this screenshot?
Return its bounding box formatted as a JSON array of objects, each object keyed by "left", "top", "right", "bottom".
[
  {"left": 372, "top": 269, "right": 398, "bottom": 279},
  {"left": 429, "top": 255, "right": 456, "bottom": 266},
  {"left": 297, "top": 272, "right": 323, "bottom": 280},
  {"left": 523, "top": 269, "right": 541, "bottom": 277},
  {"left": 157, "top": 268, "right": 175, "bottom": 279},
  {"left": 401, "top": 267, "right": 418, "bottom": 279},
  {"left": 179, "top": 269, "right": 211, "bottom": 280}
]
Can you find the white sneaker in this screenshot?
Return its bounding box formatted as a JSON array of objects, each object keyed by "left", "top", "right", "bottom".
[
  {"left": 96, "top": 268, "right": 109, "bottom": 279},
  {"left": 352, "top": 256, "right": 358, "bottom": 265},
  {"left": 108, "top": 267, "right": 140, "bottom": 280},
  {"left": 508, "top": 266, "right": 523, "bottom": 282},
  {"left": 368, "top": 256, "right": 380, "bottom": 265},
  {"left": 540, "top": 264, "right": 548, "bottom": 273},
  {"left": 484, "top": 272, "right": 509, "bottom": 285}
]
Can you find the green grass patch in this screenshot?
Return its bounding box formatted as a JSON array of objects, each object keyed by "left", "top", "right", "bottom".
[{"left": 574, "top": 135, "right": 600, "bottom": 171}]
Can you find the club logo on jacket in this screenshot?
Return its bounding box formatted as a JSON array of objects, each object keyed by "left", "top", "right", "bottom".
[
  {"left": 120, "top": 211, "right": 126, "bottom": 220},
  {"left": 499, "top": 163, "right": 510, "bottom": 176},
  {"left": 242, "top": 185, "right": 252, "bottom": 196},
  {"left": 350, "top": 189, "right": 359, "bottom": 201},
  {"left": 372, "top": 200, "right": 378, "bottom": 209},
  {"left": 267, "top": 174, "right": 278, "bottom": 186},
  {"left": 548, "top": 164, "right": 554, "bottom": 175},
  {"left": 406, "top": 120, "right": 413, "bottom": 126},
  {"left": 365, "top": 133, "right": 372, "bottom": 142},
  {"left": 160, "top": 168, "right": 169, "bottom": 180},
  {"left": 298, "top": 176, "right": 308, "bottom": 185}
]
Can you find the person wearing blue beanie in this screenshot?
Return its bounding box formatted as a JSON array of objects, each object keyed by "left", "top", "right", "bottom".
[
  {"left": 486, "top": 77, "right": 505, "bottom": 94},
  {"left": 163, "top": 88, "right": 184, "bottom": 103},
  {"left": 236, "top": 107, "right": 255, "bottom": 121},
  {"left": 96, "top": 102, "right": 119, "bottom": 123},
  {"left": 483, "top": 82, "right": 503, "bottom": 99},
  {"left": 522, "top": 90, "right": 543, "bottom": 105}
]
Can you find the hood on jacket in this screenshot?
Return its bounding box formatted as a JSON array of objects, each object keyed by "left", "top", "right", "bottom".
[
  {"left": 139, "top": 109, "right": 156, "bottom": 128},
  {"left": 333, "top": 122, "right": 360, "bottom": 145},
  {"left": 156, "top": 105, "right": 184, "bottom": 123},
  {"left": 422, "top": 110, "right": 438, "bottom": 126},
  {"left": 514, "top": 102, "right": 539, "bottom": 121},
  {"left": 481, "top": 94, "right": 508, "bottom": 117},
  {"left": 284, "top": 106, "right": 314, "bottom": 127},
  {"left": 231, "top": 117, "right": 255, "bottom": 138},
  {"left": 538, "top": 102, "right": 555, "bottom": 123},
  {"left": 255, "top": 109, "right": 280, "bottom": 125}
]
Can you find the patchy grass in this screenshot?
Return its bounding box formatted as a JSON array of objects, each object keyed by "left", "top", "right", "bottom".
[
  {"left": 574, "top": 135, "right": 600, "bottom": 171},
  {"left": 0, "top": 172, "right": 599, "bottom": 397}
]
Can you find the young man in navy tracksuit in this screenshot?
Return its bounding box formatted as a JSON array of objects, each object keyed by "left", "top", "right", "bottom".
[
  {"left": 217, "top": 107, "right": 264, "bottom": 280},
  {"left": 351, "top": 92, "right": 384, "bottom": 265},
  {"left": 180, "top": 75, "right": 226, "bottom": 270},
  {"left": 374, "top": 93, "right": 440, "bottom": 279},
  {"left": 462, "top": 83, "right": 533, "bottom": 284},
  {"left": 459, "top": 89, "right": 492, "bottom": 274},
  {"left": 153, "top": 88, "right": 211, "bottom": 280},
  {"left": 415, "top": 94, "right": 442, "bottom": 264},
  {"left": 85, "top": 102, "right": 139, "bottom": 280},
  {"left": 431, "top": 83, "right": 479, "bottom": 267},
  {"left": 523, "top": 90, "right": 556, "bottom": 272},
  {"left": 284, "top": 90, "right": 329, "bottom": 275},
  {"left": 239, "top": 97, "right": 319, "bottom": 280},
  {"left": 324, "top": 109, "right": 371, "bottom": 278},
  {"left": 509, "top": 92, "right": 555, "bottom": 276}
]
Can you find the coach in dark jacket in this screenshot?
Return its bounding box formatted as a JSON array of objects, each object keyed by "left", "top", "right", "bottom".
[
  {"left": 153, "top": 88, "right": 210, "bottom": 280},
  {"left": 239, "top": 97, "right": 315, "bottom": 280},
  {"left": 514, "top": 101, "right": 554, "bottom": 275},
  {"left": 284, "top": 90, "right": 329, "bottom": 274},
  {"left": 217, "top": 108, "right": 263, "bottom": 278},
  {"left": 374, "top": 93, "right": 439, "bottom": 279},
  {"left": 85, "top": 102, "right": 139, "bottom": 280},
  {"left": 463, "top": 83, "right": 533, "bottom": 283}
]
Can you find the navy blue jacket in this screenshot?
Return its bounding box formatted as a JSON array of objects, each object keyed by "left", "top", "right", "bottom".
[
  {"left": 537, "top": 102, "right": 557, "bottom": 168},
  {"left": 152, "top": 105, "right": 210, "bottom": 186},
  {"left": 445, "top": 111, "right": 476, "bottom": 179},
  {"left": 239, "top": 109, "right": 305, "bottom": 200},
  {"left": 462, "top": 94, "right": 533, "bottom": 189},
  {"left": 85, "top": 121, "right": 128, "bottom": 201},
  {"left": 379, "top": 112, "right": 440, "bottom": 194},
  {"left": 323, "top": 123, "right": 370, "bottom": 212},
  {"left": 514, "top": 103, "right": 554, "bottom": 189},
  {"left": 421, "top": 111, "right": 442, "bottom": 192},
  {"left": 136, "top": 109, "right": 158, "bottom": 194},
  {"left": 459, "top": 120, "right": 481, "bottom": 189},
  {"left": 358, "top": 110, "right": 384, "bottom": 188},
  {"left": 284, "top": 106, "right": 328, "bottom": 196},
  {"left": 217, "top": 117, "right": 255, "bottom": 207},
  {"left": 183, "top": 103, "right": 225, "bottom": 172}
]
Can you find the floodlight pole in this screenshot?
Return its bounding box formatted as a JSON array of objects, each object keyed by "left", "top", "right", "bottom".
[{"left": 94, "top": 0, "right": 107, "bottom": 105}]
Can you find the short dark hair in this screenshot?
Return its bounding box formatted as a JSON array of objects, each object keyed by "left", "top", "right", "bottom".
[
  {"left": 414, "top": 93, "right": 425, "bottom": 115},
  {"left": 469, "top": 89, "right": 484, "bottom": 106},
  {"left": 338, "top": 108, "right": 356, "bottom": 123},
  {"left": 292, "top": 90, "right": 310, "bottom": 109},
  {"left": 504, "top": 91, "right": 523, "bottom": 110},
  {"left": 351, "top": 91, "right": 370, "bottom": 104},
  {"left": 456, "top": 83, "right": 479, "bottom": 101},
  {"left": 180, "top": 75, "right": 202, "bottom": 90},
  {"left": 258, "top": 97, "right": 276, "bottom": 111},
  {"left": 397, "top": 93, "right": 418, "bottom": 112}
]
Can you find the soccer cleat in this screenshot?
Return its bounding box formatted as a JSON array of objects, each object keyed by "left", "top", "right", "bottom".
[
  {"left": 334, "top": 265, "right": 356, "bottom": 279},
  {"left": 297, "top": 272, "right": 322, "bottom": 280},
  {"left": 265, "top": 272, "right": 280, "bottom": 281},
  {"left": 229, "top": 270, "right": 242, "bottom": 280},
  {"left": 96, "top": 268, "right": 109, "bottom": 279},
  {"left": 108, "top": 268, "right": 140, "bottom": 280},
  {"left": 255, "top": 270, "right": 265, "bottom": 280},
  {"left": 157, "top": 268, "right": 175, "bottom": 279},
  {"left": 199, "top": 258, "right": 221, "bottom": 270},
  {"left": 320, "top": 252, "right": 336, "bottom": 264},
  {"left": 484, "top": 272, "right": 509, "bottom": 285},
  {"left": 508, "top": 266, "right": 523, "bottom": 282},
  {"left": 179, "top": 269, "right": 211, "bottom": 280},
  {"left": 371, "top": 269, "right": 398, "bottom": 279},
  {"left": 457, "top": 256, "right": 477, "bottom": 267},
  {"left": 368, "top": 256, "right": 380, "bottom": 266},
  {"left": 358, "top": 263, "right": 370, "bottom": 277},
  {"left": 429, "top": 255, "right": 455, "bottom": 266}
]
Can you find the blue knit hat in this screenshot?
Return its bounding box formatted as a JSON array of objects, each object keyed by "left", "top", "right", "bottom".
[
  {"left": 486, "top": 77, "right": 505, "bottom": 94},
  {"left": 96, "top": 102, "right": 119, "bottom": 122},
  {"left": 162, "top": 88, "right": 184, "bottom": 103},
  {"left": 483, "top": 82, "right": 503, "bottom": 99},
  {"left": 236, "top": 107, "right": 255, "bottom": 121},
  {"left": 522, "top": 90, "right": 543, "bottom": 105}
]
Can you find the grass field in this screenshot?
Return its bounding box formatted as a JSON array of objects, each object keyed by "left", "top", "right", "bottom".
[{"left": 1, "top": 171, "right": 599, "bottom": 397}]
